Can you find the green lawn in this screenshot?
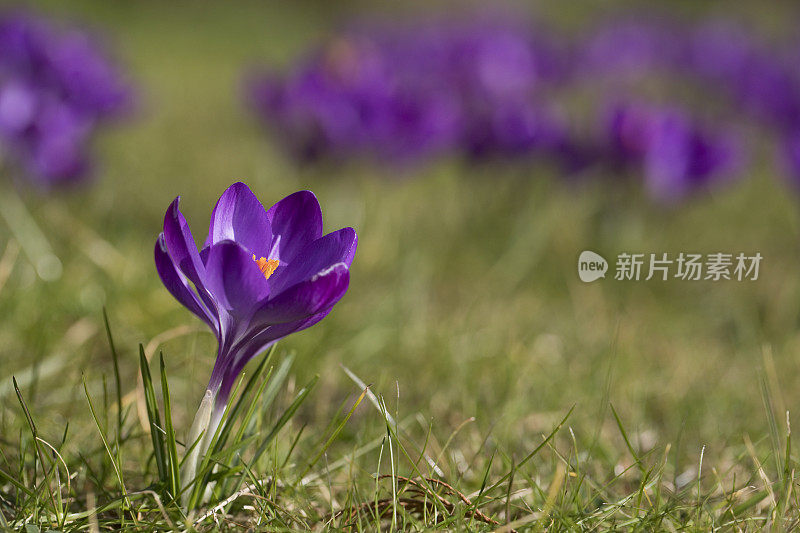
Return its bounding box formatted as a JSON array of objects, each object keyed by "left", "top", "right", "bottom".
[{"left": 2, "top": 2, "right": 800, "bottom": 530}]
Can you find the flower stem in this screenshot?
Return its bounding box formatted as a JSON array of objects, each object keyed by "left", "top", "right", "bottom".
[{"left": 180, "top": 388, "right": 214, "bottom": 507}]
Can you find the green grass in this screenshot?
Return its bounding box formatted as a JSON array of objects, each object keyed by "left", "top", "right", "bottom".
[{"left": 2, "top": 1, "right": 800, "bottom": 530}]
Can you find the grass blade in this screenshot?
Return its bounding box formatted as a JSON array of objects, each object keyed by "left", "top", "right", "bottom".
[
  {"left": 13, "top": 377, "right": 59, "bottom": 526},
  {"left": 299, "top": 383, "right": 366, "bottom": 482},
  {"left": 159, "top": 353, "right": 181, "bottom": 502},
  {"left": 253, "top": 374, "right": 320, "bottom": 469},
  {"left": 83, "top": 376, "right": 135, "bottom": 524},
  {"left": 103, "top": 308, "right": 123, "bottom": 442},
  {"left": 140, "top": 345, "right": 167, "bottom": 486},
  {"left": 611, "top": 404, "right": 646, "bottom": 475}
]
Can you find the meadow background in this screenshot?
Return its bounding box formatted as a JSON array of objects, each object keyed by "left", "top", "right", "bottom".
[{"left": 2, "top": 1, "right": 800, "bottom": 530}]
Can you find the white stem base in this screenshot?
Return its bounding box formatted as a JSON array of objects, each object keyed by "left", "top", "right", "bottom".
[{"left": 180, "top": 388, "right": 214, "bottom": 507}]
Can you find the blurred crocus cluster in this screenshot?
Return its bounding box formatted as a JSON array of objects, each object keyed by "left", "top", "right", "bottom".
[
  {"left": 583, "top": 18, "right": 800, "bottom": 194},
  {"left": 0, "top": 12, "right": 132, "bottom": 188},
  {"left": 245, "top": 17, "right": 575, "bottom": 168},
  {"left": 246, "top": 12, "right": 800, "bottom": 202}
]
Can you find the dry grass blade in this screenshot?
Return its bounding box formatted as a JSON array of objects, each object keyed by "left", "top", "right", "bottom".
[{"left": 0, "top": 239, "right": 19, "bottom": 296}]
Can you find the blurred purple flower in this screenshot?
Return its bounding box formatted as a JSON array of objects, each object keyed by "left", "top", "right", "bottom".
[
  {"left": 463, "top": 98, "right": 568, "bottom": 158},
  {"left": 0, "top": 12, "right": 132, "bottom": 188},
  {"left": 245, "top": 15, "right": 567, "bottom": 166},
  {"left": 607, "top": 102, "right": 744, "bottom": 201},
  {"left": 155, "top": 182, "right": 357, "bottom": 431},
  {"left": 246, "top": 36, "right": 462, "bottom": 164},
  {"left": 686, "top": 22, "right": 800, "bottom": 130}
]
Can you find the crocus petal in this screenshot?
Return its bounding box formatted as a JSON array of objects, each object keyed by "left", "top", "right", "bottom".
[
  {"left": 203, "top": 182, "right": 273, "bottom": 258},
  {"left": 163, "top": 197, "right": 205, "bottom": 284},
  {"left": 203, "top": 240, "right": 270, "bottom": 318},
  {"left": 264, "top": 306, "right": 332, "bottom": 342},
  {"left": 266, "top": 190, "right": 323, "bottom": 263},
  {"left": 224, "top": 307, "right": 333, "bottom": 398},
  {"left": 270, "top": 227, "right": 357, "bottom": 294},
  {"left": 252, "top": 263, "right": 350, "bottom": 325},
  {"left": 155, "top": 234, "right": 218, "bottom": 331}
]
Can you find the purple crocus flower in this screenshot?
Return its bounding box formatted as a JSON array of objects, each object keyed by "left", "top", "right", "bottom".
[
  {"left": 0, "top": 11, "right": 132, "bottom": 188},
  {"left": 155, "top": 182, "right": 357, "bottom": 442},
  {"left": 607, "top": 102, "right": 743, "bottom": 202}
]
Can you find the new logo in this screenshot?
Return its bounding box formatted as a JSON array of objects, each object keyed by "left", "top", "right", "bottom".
[{"left": 578, "top": 250, "right": 608, "bottom": 282}]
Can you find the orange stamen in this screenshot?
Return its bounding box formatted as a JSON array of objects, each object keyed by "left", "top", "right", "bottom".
[{"left": 252, "top": 254, "right": 279, "bottom": 280}]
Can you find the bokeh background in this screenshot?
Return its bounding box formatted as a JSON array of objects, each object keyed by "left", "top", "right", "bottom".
[{"left": 3, "top": 0, "right": 800, "bottom": 508}]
